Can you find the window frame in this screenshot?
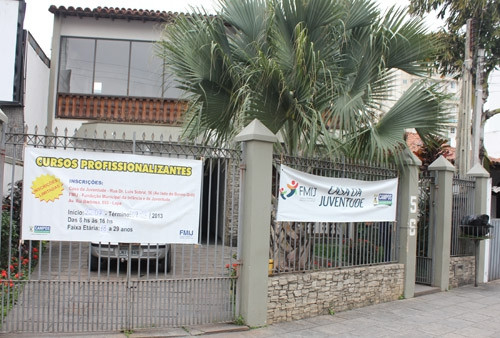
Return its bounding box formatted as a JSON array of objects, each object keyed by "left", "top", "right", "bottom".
[{"left": 57, "top": 36, "right": 169, "bottom": 99}]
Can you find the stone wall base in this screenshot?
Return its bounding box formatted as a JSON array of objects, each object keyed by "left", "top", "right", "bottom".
[
  {"left": 449, "top": 256, "right": 475, "bottom": 288},
  {"left": 267, "top": 264, "right": 404, "bottom": 324}
]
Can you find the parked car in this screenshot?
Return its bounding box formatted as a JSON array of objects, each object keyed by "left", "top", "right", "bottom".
[{"left": 89, "top": 242, "right": 171, "bottom": 272}]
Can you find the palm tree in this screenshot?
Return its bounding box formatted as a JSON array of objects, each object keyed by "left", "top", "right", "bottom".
[
  {"left": 158, "top": 0, "right": 451, "bottom": 271},
  {"left": 158, "top": 0, "right": 451, "bottom": 161}
]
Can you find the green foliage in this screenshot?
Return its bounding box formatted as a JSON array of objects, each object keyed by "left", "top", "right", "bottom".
[
  {"left": 1, "top": 181, "right": 22, "bottom": 268},
  {"left": 409, "top": 0, "right": 499, "bottom": 75},
  {"left": 234, "top": 315, "right": 245, "bottom": 325},
  {"left": 0, "top": 180, "right": 41, "bottom": 321},
  {"left": 409, "top": 0, "right": 499, "bottom": 110},
  {"left": 158, "top": 0, "right": 450, "bottom": 163}
]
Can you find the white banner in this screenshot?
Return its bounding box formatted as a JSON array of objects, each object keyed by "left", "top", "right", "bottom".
[
  {"left": 21, "top": 147, "right": 202, "bottom": 244},
  {"left": 276, "top": 165, "right": 398, "bottom": 222}
]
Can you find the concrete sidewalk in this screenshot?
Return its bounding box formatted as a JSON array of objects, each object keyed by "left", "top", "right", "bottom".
[
  {"left": 218, "top": 280, "right": 500, "bottom": 337},
  {"left": 6, "top": 280, "right": 500, "bottom": 337}
]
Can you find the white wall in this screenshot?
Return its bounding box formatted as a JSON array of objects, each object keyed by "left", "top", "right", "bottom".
[
  {"left": 59, "top": 16, "right": 164, "bottom": 41},
  {"left": 0, "top": 0, "right": 21, "bottom": 102},
  {"left": 24, "top": 38, "right": 50, "bottom": 129}
]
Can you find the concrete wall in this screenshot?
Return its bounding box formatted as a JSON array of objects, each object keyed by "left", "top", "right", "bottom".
[
  {"left": 267, "top": 264, "right": 404, "bottom": 324},
  {"left": 449, "top": 256, "right": 475, "bottom": 289}
]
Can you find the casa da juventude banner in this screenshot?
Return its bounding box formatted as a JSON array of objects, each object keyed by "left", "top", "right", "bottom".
[{"left": 276, "top": 165, "right": 398, "bottom": 223}]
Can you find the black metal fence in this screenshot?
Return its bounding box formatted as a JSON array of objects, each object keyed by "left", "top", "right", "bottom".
[
  {"left": 451, "top": 175, "right": 476, "bottom": 256},
  {"left": 270, "top": 154, "right": 399, "bottom": 274},
  {"left": 416, "top": 171, "right": 434, "bottom": 285},
  {"left": 0, "top": 127, "right": 241, "bottom": 333}
]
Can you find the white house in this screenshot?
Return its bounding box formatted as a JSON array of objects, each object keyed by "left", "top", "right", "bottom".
[{"left": 47, "top": 6, "right": 188, "bottom": 140}]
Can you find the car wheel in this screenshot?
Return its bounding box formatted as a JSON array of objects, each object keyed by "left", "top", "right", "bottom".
[
  {"left": 89, "top": 255, "right": 99, "bottom": 271},
  {"left": 166, "top": 251, "right": 172, "bottom": 272},
  {"left": 156, "top": 258, "right": 165, "bottom": 273}
]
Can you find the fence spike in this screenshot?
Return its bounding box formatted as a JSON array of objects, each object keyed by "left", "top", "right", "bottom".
[
  {"left": 112, "top": 131, "right": 116, "bottom": 140},
  {"left": 151, "top": 133, "right": 155, "bottom": 141},
  {"left": 45, "top": 126, "right": 49, "bottom": 135},
  {"left": 103, "top": 130, "right": 107, "bottom": 139},
  {"left": 160, "top": 134, "right": 164, "bottom": 142},
  {"left": 122, "top": 132, "right": 126, "bottom": 140},
  {"left": 142, "top": 132, "right": 146, "bottom": 141},
  {"left": 93, "top": 130, "right": 97, "bottom": 139},
  {"left": 74, "top": 128, "right": 78, "bottom": 137},
  {"left": 34, "top": 125, "right": 38, "bottom": 135},
  {"left": 54, "top": 127, "right": 58, "bottom": 136},
  {"left": 168, "top": 135, "right": 172, "bottom": 142}
]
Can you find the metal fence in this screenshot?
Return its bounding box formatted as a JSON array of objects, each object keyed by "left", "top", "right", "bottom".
[
  {"left": 451, "top": 175, "right": 476, "bottom": 257},
  {"left": 0, "top": 127, "right": 241, "bottom": 333},
  {"left": 416, "top": 171, "right": 435, "bottom": 285},
  {"left": 489, "top": 219, "right": 500, "bottom": 281},
  {"left": 270, "top": 154, "right": 399, "bottom": 274}
]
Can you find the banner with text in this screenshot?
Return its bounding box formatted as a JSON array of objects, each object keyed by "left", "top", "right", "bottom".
[
  {"left": 276, "top": 165, "right": 398, "bottom": 222},
  {"left": 21, "top": 147, "right": 202, "bottom": 244}
]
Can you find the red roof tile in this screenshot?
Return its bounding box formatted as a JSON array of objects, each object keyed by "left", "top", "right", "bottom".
[{"left": 48, "top": 5, "right": 182, "bottom": 22}]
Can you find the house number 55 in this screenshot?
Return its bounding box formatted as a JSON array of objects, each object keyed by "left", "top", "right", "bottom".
[{"left": 409, "top": 195, "right": 417, "bottom": 236}]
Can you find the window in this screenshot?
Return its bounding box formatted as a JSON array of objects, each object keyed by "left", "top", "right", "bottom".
[
  {"left": 58, "top": 37, "right": 180, "bottom": 99},
  {"left": 58, "top": 38, "right": 95, "bottom": 94},
  {"left": 94, "top": 40, "right": 129, "bottom": 95},
  {"left": 129, "top": 41, "right": 163, "bottom": 97}
]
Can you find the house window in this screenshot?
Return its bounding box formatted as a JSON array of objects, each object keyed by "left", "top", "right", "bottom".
[
  {"left": 94, "top": 40, "right": 129, "bottom": 95},
  {"left": 58, "top": 37, "right": 179, "bottom": 99},
  {"left": 129, "top": 41, "right": 163, "bottom": 98},
  {"left": 59, "top": 37, "right": 95, "bottom": 94}
]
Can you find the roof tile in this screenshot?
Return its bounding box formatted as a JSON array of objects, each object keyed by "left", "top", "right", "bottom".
[{"left": 48, "top": 5, "right": 182, "bottom": 22}]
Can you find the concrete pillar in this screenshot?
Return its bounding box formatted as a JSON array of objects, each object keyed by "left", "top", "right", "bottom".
[
  {"left": 467, "top": 164, "right": 490, "bottom": 284},
  {"left": 428, "top": 155, "right": 455, "bottom": 291},
  {"left": 234, "top": 119, "right": 277, "bottom": 327},
  {"left": 398, "top": 149, "right": 421, "bottom": 298}
]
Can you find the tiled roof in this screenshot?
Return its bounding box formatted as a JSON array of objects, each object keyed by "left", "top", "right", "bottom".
[{"left": 48, "top": 5, "right": 181, "bottom": 22}]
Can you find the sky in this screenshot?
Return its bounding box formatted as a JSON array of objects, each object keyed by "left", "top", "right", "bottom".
[{"left": 22, "top": 0, "right": 500, "bottom": 157}]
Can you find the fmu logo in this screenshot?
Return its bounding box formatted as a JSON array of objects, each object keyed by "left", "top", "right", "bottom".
[{"left": 280, "top": 180, "right": 299, "bottom": 200}]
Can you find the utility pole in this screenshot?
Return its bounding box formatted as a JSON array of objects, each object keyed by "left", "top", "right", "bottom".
[
  {"left": 456, "top": 19, "right": 474, "bottom": 176},
  {"left": 471, "top": 49, "right": 484, "bottom": 167}
]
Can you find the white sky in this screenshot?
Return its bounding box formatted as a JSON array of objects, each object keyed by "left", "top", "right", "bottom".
[{"left": 22, "top": 0, "right": 500, "bottom": 156}]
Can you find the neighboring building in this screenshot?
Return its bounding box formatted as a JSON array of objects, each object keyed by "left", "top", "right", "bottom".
[
  {"left": 0, "top": 0, "right": 50, "bottom": 192},
  {"left": 0, "top": 0, "right": 50, "bottom": 129},
  {"left": 47, "top": 6, "right": 188, "bottom": 140},
  {"left": 388, "top": 70, "right": 460, "bottom": 147}
]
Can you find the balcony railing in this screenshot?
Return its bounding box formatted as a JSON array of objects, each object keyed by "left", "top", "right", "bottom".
[{"left": 56, "top": 94, "right": 187, "bottom": 125}]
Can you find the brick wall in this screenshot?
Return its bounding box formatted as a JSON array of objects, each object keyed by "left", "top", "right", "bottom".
[{"left": 267, "top": 264, "right": 404, "bottom": 324}]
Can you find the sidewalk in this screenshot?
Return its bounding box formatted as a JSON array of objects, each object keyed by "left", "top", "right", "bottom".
[
  {"left": 217, "top": 280, "right": 500, "bottom": 337},
  {"left": 6, "top": 280, "right": 500, "bottom": 337}
]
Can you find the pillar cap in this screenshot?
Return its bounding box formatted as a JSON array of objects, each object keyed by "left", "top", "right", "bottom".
[
  {"left": 428, "top": 155, "right": 455, "bottom": 172},
  {"left": 234, "top": 119, "right": 278, "bottom": 143},
  {"left": 467, "top": 163, "right": 489, "bottom": 178}
]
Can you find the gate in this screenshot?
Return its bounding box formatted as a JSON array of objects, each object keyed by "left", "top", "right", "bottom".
[
  {"left": 0, "top": 127, "right": 240, "bottom": 333},
  {"left": 416, "top": 171, "right": 434, "bottom": 285},
  {"left": 488, "top": 219, "right": 500, "bottom": 280}
]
